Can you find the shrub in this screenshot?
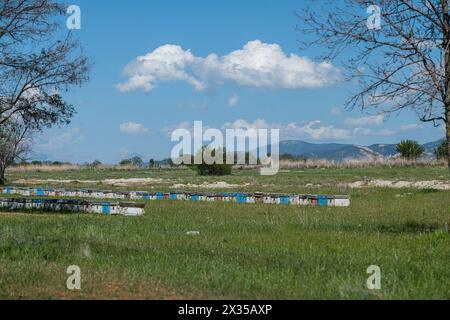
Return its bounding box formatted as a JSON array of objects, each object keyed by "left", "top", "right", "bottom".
[
  {"left": 192, "top": 146, "right": 232, "bottom": 176},
  {"left": 396, "top": 140, "right": 424, "bottom": 160},
  {"left": 195, "top": 162, "right": 232, "bottom": 176},
  {"left": 119, "top": 159, "right": 132, "bottom": 166},
  {"left": 119, "top": 156, "right": 144, "bottom": 168},
  {"left": 435, "top": 141, "right": 448, "bottom": 160},
  {"left": 280, "top": 153, "right": 308, "bottom": 162},
  {"left": 90, "top": 160, "right": 102, "bottom": 168}
]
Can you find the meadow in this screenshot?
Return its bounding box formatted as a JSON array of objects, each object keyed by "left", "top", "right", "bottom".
[{"left": 0, "top": 166, "right": 449, "bottom": 299}]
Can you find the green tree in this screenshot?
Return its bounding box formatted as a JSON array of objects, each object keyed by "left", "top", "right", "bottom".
[
  {"left": 396, "top": 140, "right": 424, "bottom": 160},
  {"left": 435, "top": 141, "right": 448, "bottom": 160},
  {"left": 119, "top": 156, "right": 144, "bottom": 168},
  {"left": 119, "top": 159, "right": 132, "bottom": 166},
  {"left": 90, "top": 160, "right": 102, "bottom": 168},
  {"left": 192, "top": 146, "right": 232, "bottom": 176},
  {"left": 130, "top": 156, "right": 144, "bottom": 168}
]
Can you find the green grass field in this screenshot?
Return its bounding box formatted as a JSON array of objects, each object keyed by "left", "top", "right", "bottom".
[{"left": 1, "top": 167, "right": 449, "bottom": 299}]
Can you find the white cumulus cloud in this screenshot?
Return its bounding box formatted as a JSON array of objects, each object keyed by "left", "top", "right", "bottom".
[
  {"left": 115, "top": 40, "right": 341, "bottom": 93},
  {"left": 400, "top": 124, "right": 424, "bottom": 131},
  {"left": 37, "top": 128, "right": 84, "bottom": 152},
  {"left": 119, "top": 122, "right": 149, "bottom": 135},
  {"left": 115, "top": 45, "right": 205, "bottom": 92},
  {"left": 222, "top": 119, "right": 272, "bottom": 131},
  {"left": 34, "top": 128, "right": 85, "bottom": 161},
  {"left": 228, "top": 93, "right": 239, "bottom": 107},
  {"left": 284, "top": 121, "right": 352, "bottom": 141},
  {"left": 352, "top": 127, "right": 373, "bottom": 136},
  {"left": 378, "top": 129, "right": 397, "bottom": 136},
  {"left": 222, "top": 119, "right": 351, "bottom": 141},
  {"left": 345, "top": 114, "right": 384, "bottom": 127}
]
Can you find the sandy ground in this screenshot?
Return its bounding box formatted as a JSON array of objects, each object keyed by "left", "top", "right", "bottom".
[
  {"left": 13, "top": 178, "right": 251, "bottom": 189},
  {"left": 170, "top": 181, "right": 252, "bottom": 189},
  {"left": 342, "top": 179, "right": 450, "bottom": 190},
  {"left": 12, "top": 178, "right": 450, "bottom": 190}
]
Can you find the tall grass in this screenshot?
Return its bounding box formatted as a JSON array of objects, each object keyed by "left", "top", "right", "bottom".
[
  {"left": 279, "top": 158, "right": 447, "bottom": 169},
  {"left": 7, "top": 164, "right": 141, "bottom": 173}
]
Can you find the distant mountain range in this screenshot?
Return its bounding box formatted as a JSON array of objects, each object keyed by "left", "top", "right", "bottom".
[{"left": 278, "top": 139, "right": 445, "bottom": 161}]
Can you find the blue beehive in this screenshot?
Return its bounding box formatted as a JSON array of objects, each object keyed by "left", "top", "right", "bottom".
[
  {"left": 318, "top": 195, "right": 328, "bottom": 207},
  {"left": 280, "top": 196, "right": 290, "bottom": 205},
  {"left": 156, "top": 192, "right": 164, "bottom": 200},
  {"left": 236, "top": 193, "right": 246, "bottom": 204},
  {"left": 170, "top": 193, "right": 177, "bottom": 200},
  {"left": 36, "top": 188, "right": 45, "bottom": 196},
  {"left": 142, "top": 193, "right": 151, "bottom": 200},
  {"left": 102, "top": 202, "right": 111, "bottom": 215},
  {"left": 191, "top": 194, "right": 199, "bottom": 201}
]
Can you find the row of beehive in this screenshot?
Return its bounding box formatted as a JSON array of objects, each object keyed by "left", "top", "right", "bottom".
[
  {"left": 0, "top": 198, "right": 145, "bottom": 216},
  {"left": 0, "top": 186, "right": 350, "bottom": 207}
]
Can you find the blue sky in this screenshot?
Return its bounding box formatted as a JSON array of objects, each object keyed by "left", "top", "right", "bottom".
[{"left": 34, "top": 0, "right": 445, "bottom": 163}]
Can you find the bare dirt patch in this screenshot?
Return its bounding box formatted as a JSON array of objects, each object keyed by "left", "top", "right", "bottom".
[
  {"left": 170, "top": 181, "right": 251, "bottom": 189},
  {"left": 343, "top": 179, "right": 450, "bottom": 190}
]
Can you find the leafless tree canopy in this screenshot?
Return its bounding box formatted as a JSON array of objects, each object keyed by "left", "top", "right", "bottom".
[
  {"left": 0, "top": 120, "right": 31, "bottom": 184},
  {"left": 297, "top": 0, "right": 450, "bottom": 168},
  {"left": 0, "top": 0, "right": 89, "bottom": 130}
]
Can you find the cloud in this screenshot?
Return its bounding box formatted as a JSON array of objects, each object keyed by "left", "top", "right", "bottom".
[
  {"left": 164, "top": 118, "right": 416, "bottom": 144},
  {"left": 162, "top": 122, "right": 210, "bottom": 142},
  {"left": 37, "top": 128, "right": 84, "bottom": 152},
  {"left": 165, "top": 119, "right": 352, "bottom": 152},
  {"left": 223, "top": 119, "right": 352, "bottom": 141},
  {"left": 377, "top": 129, "right": 397, "bottom": 136},
  {"left": 228, "top": 93, "right": 239, "bottom": 107},
  {"left": 34, "top": 128, "right": 85, "bottom": 161},
  {"left": 400, "top": 124, "right": 424, "bottom": 131},
  {"left": 115, "top": 40, "right": 341, "bottom": 93},
  {"left": 222, "top": 119, "right": 272, "bottom": 131},
  {"left": 162, "top": 121, "right": 193, "bottom": 137},
  {"left": 119, "top": 122, "right": 149, "bottom": 135},
  {"left": 352, "top": 127, "right": 373, "bottom": 136},
  {"left": 345, "top": 114, "right": 384, "bottom": 127},
  {"left": 330, "top": 107, "right": 342, "bottom": 116},
  {"left": 284, "top": 121, "right": 352, "bottom": 140}
]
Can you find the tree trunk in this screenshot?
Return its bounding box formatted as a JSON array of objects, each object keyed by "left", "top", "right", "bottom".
[
  {"left": 0, "top": 160, "right": 7, "bottom": 186},
  {"left": 444, "top": 0, "right": 450, "bottom": 171},
  {"left": 0, "top": 167, "right": 5, "bottom": 186},
  {"left": 447, "top": 114, "right": 450, "bottom": 170}
]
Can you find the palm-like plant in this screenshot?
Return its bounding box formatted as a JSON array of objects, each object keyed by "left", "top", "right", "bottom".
[
  {"left": 396, "top": 140, "right": 424, "bottom": 160},
  {"left": 435, "top": 141, "right": 448, "bottom": 160}
]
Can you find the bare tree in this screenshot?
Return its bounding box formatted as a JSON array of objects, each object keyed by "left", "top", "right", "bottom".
[
  {"left": 0, "top": 120, "right": 31, "bottom": 185},
  {"left": 0, "top": 0, "right": 89, "bottom": 130},
  {"left": 297, "top": 0, "right": 450, "bottom": 169}
]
